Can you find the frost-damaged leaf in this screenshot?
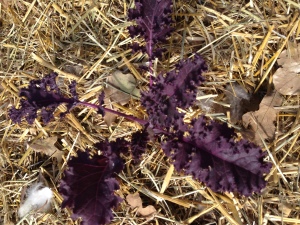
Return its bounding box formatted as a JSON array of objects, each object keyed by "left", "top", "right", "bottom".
[
  {"left": 162, "top": 116, "right": 272, "bottom": 196},
  {"left": 273, "top": 45, "right": 300, "bottom": 95},
  {"left": 128, "top": 0, "right": 173, "bottom": 59},
  {"left": 28, "top": 136, "right": 63, "bottom": 163},
  {"left": 60, "top": 139, "right": 128, "bottom": 225},
  {"left": 242, "top": 91, "right": 283, "bottom": 145},
  {"left": 141, "top": 54, "right": 207, "bottom": 131},
  {"left": 9, "top": 72, "right": 79, "bottom": 124}
]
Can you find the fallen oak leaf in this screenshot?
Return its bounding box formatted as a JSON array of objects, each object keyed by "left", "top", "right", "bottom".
[
  {"left": 102, "top": 99, "right": 118, "bottom": 126},
  {"left": 103, "top": 70, "right": 140, "bottom": 126},
  {"left": 28, "top": 136, "right": 63, "bottom": 163},
  {"left": 104, "top": 70, "right": 140, "bottom": 104},
  {"left": 242, "top": 91, "right": 282, "bottom": 145},
  {"left": 273, "top": 45, "right": 300, "bottom": 95},
  {"left": 126, "top": 192, "right": 156, "bottom": 218},
  {"left": 225, "top": 83, "right": 250, "bottom": 124},
  {"left": 63, "top": 63, "right": 86, "bottom": 76}
]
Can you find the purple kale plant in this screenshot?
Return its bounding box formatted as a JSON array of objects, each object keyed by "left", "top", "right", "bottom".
[
  {"left": 8, "top": 0, "right": 272, "bottom": 224},
  {"left": 9, "top": 59, "right": 271, "bottom": 224}
]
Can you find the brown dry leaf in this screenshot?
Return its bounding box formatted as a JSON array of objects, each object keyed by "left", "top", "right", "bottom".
[
  {"left": 278, "top": 203, "right": 293, "bottom": 217},
  {"left": 102, "top": 107, "right": 118, "bottom": 126},
  {"left": 104, "top": 70, "right": 140, "bottom": 104},
  {"left": 126, "top": 192, "right": 156, "bottom": 218},
  {"left": 0, "top": 0, "right": 13, "bottom": 8},
  {"left": 103, "top": 70, "right": 140, "bottom": 125},
  {"left": 273, "top": 45, "right": 300, "bottom": 95},
  {"left": 63, "top": 64, "right": 85, "bottom": 76},
  {"left": 28, "top": 136, "right": 63, "bottom": 163},
  {"left": 225, "top": 84, "right": 250, "bottom": 124},
  {"left": 242, "top": 92, "right": 283, "bottom": 145}
]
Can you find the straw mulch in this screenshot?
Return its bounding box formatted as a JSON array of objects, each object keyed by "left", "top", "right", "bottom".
[{"left": 0, "top": 0, "right": 299, "bottom": 224}]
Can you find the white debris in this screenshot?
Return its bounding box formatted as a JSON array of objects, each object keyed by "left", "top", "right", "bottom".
[{"left": 18, "top": 182, "right": 53, "bottom": 218}]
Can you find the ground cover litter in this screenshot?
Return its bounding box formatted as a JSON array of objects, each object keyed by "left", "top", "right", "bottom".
[{"left": 0, "top": 0, "right": 300, "bottom": 224}]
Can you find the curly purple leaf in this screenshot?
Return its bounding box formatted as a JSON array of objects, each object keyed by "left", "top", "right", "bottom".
[
  {"left": 141, "top": 54, "right": 207, "bottom": 131},
  {"left": 9, "top": 72, "right": 78, "bottom": 124},
  {"left": 162, "top": 116, "right": 272, "bottom": 196},
  {"left": 128, "top": 0, "right": 173, "bottom": 59}
]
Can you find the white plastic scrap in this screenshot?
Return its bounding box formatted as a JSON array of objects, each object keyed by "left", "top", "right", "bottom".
[{"left": 18, "top": 182, "right": 53, "bottom": 218}]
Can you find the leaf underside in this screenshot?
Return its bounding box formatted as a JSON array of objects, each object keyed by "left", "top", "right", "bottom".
[{"left": 60, "top": 139, "right": 128, "bottom": 225}]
